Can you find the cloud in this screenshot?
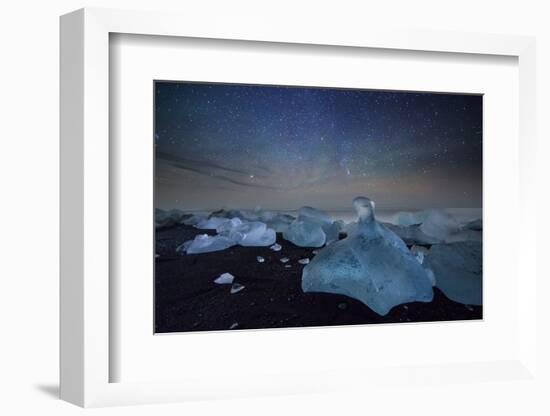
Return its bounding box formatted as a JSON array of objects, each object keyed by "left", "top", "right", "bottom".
[{"left": 156, "top": 151, "right": 340, "bottom": 191}]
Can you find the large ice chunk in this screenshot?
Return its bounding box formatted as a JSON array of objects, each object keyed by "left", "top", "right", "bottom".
[
  {"left": 283, "top": 219, "right": 326, "bottom": 247},
  {"left": 301, "top": 196, "right": 434, "bottom": 315},
  {"left": 265, "top": 214, "right": 295, "bottom": 233},
  {"left": 217, "top": 220, "right": 276, "bottom": 247},
  {"left": 233, "top": 221, "right": 276, "bottom": 247},
  {"left": 386, "top": 211, "right": 481, "bottom": 244},
  {"left": 215, "top": 217, "right": 243, "bottom": 234},
  {"left": 195, "top": 216, "right": 232, "bottom": 230},
  {"left": 282, "top": 206, "right": 336, "bottom": 247},
  {"left": 297, "top": 206, "right": 332, "bottom": 224},
  {"left": 423, "top": 241, "right": 482, "bottom": 305},
  {"left": 419, "top": 209, "right": 460, "bottom": 241},
  {"left": 384, "top": 223, "right": 442, "bottom": 245},
  {"left": 179, "top": 234, "right": 236, "bottom": 254}
]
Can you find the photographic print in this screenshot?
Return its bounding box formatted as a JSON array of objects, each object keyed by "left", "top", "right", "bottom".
[{"left": 154, "top": 81, "right": 482, "bottom": 333}]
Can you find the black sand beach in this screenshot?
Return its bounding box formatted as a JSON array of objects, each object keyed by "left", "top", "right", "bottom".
[{"left": 155, "top": 224, "right": 482, "bottom": 333}]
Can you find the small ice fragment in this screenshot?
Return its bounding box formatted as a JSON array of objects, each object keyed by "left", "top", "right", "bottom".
[
  {"left": 229, "top": 322, "right": 239, "bottom": 329},
  {"left": 230, "top": 283, "right": 245, "bottom": 294},
  {"left": 257, "top": 256, "right": 265, "bottom": 263},
  {"left": 338, "top": 302, "right": 347, "bottom": 310},
  {"left": 214, "top": 272, "right": 234, "bottom": 285},
  {"left": 280, "top": 257, "right": 290, "bottom": 263},
  {"left": 155, "top": 253, "right": 160, "bottom": 258},
  {"left": 284, "top": 265, "right": 292, "bottom": 268},
  {"left": 298, "top": 258, "right": 310, "bottom": 265},
  {"left": 403, "top": 305, "right": 409, "bottom": 310},
  {"left": 270, "top": 243, "right": 282, "bottom": 251},
  {"left": 312, "top": 250, "right": 319, "bottom": 255}
]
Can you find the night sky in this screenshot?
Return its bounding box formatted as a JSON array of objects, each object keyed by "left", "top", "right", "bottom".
[{"left": 155, "top": 82, "right": 482, "bottom": 211}]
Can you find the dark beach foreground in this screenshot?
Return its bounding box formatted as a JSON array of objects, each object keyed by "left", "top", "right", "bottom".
[{"left": 155, "top": 224, "right": 482, "bottom": 333}]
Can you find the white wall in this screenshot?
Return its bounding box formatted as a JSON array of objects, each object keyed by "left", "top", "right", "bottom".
[{"left": 1, "top": 1, "right": 548, "bottom": 415}]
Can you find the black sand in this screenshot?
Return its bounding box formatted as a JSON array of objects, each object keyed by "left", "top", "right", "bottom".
[{"left": 155, "top": 224, "right": 482, "bottom": 333}]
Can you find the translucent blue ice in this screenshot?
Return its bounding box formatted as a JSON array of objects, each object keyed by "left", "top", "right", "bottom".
[
  {"left": 392, "top": 211, "right": 425, "bottom": 227},
  {"left": 423, "top": 241, "right": 482, "bottom": 305},
  {"left": 301, "top": 197, "right": 434, "bottom": 315},
  {"left": 180, "top": 233, "right": 236, "bottom": 254},
  {"left": 419, "top": 209, "right": 460, "bottom": 241},
  {"left": 226, "top": 221, "right": 276, "bottom": 247},
  {"left": 195, "top": 216, "right": 232, "bottom": 230},
  {"left": 283, "top": 206, "right": 336, "bottom": 247},
  {"left": 283, "top": 219, "right": 326, "bottom": 247}
]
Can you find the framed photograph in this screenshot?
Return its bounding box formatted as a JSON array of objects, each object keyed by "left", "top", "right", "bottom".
[
  {"left": 60, "top": 8, "right": 538, "bottom": 408},
  {"left": 153, "top": 80, "right": 483, "bottom": 334}
]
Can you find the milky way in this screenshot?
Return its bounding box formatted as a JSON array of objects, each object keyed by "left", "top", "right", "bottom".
[{"left": 155, "top": 81, "right": 482, "bottom": 211}]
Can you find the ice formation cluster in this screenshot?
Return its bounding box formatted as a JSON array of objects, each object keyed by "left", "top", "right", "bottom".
[
  {"left": 177, "top": 215, "right": 276, "bottom": 254},
  {"left": 158, "top": 197, "right": 482, "bottom": 312}
]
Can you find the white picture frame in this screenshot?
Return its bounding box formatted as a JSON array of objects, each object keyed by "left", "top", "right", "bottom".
[{"left": 60, "top": 7, "right": 538, "bottom": 408}]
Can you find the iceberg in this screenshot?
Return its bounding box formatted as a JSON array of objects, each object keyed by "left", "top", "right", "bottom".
[
  {"left": 301, "top": 196, "right": 434, "bottom": 315},
  {"left": 423, "top": 241, "right": 482, "bottom": 305}
]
